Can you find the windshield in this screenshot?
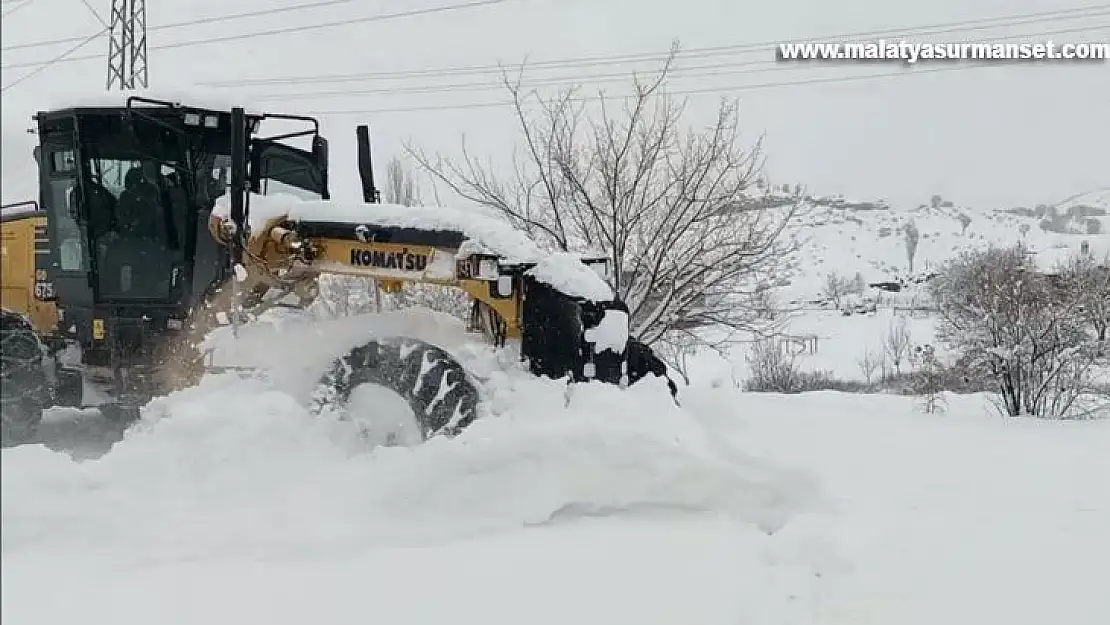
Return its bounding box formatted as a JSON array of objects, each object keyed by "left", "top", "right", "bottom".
[{"left": 85, "top": 154, "right": 189, "bottom": 302}]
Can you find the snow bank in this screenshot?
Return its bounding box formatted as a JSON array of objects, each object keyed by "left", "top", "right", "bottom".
[
  {"left": 2, "top": 308, "right": 817, "bottom": 565},
  {"left": 1, "top": 377, "right": 815, "bottom": 558},
  {"left": 212, "top": 192, "right": 616, "bottom": 300}
]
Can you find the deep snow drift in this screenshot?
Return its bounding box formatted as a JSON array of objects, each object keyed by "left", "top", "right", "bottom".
[{"left": 4, "top": 308, "right": 1109, "bottom": 625}]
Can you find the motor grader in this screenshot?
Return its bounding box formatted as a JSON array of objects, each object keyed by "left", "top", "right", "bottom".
[{"left": 0, "top": 95, "right": 671, "bottom": 447}]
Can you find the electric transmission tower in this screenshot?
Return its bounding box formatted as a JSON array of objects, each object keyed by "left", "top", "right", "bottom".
[{"left": 106, "top": 0, "right": 148, "bottom": 90}]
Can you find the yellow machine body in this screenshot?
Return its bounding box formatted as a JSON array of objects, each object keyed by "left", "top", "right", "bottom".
[{"left": 0, "top": 209, "right": 58, "bottom": 335}]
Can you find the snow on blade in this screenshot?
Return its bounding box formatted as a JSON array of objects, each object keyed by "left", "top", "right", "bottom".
[
  {"left": 584, "top": 308, "right": 630, "bottom": 354},
  {"left": 526, "top": 251, "right": 617, "bottom": 302}
]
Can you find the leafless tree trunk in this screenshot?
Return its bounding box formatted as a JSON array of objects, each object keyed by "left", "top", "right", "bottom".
[
  {"left": 857, "top": 348, "right": 880, "bottom": 385},
  {"left": 884, "top": 317, "right": 912, "bottom": 375},
  {"left": 408, "top": 45, "right": 800, "bottom": 346},
  {"left": 383, "top": 155, "right": 424, "bottom": 207}
]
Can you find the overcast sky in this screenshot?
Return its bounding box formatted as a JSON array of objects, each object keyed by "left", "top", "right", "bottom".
[{"left": 2, "top": 0, "right": 1107, "bottom": 210}]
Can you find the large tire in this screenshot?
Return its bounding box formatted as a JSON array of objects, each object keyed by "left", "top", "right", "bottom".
[
  {"left": 310, "top": 337, "right": 480, "bottom": 442},
  {"left": 1, "top": 311, "right": 49, "bottom": 447}
]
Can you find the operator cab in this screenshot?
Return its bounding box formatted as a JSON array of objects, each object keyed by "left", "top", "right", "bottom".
[
  {"left": 33, "top": 97, "right": 329, "bottom": 347},
  {"left": 33, "top": 98, "right": 324, "bottom": 337}
]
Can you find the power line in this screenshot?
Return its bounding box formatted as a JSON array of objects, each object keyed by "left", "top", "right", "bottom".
[
  {"left": 302, "top": 53, "right": 1109, "bottom": 116},
  {"left": 230, "top": 22, "right": 1110, "bottom": 102},
  {"left": 2, "top": 3, "right": 1105, "bottom": 69},
  {"left": 1, "top": 27, "right": 108, "bottom": 93},
  {"left": 2, "top": 0, "right": 378, "bottom": 51},
  {"left": 197, "top": 4, "right": 1110, "bottom": 87},
  {"left": 79, "top": 0, "right": 108, "bottom": 27},
  {"left": 0, "top": 0, "right": 513, "bottom": 65},
  {"left": 0, "top": 0, "right": 36, "bottom": 18}
]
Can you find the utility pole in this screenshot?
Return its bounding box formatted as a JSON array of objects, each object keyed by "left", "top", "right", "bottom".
[{"left": 105, "top": 0, "right": 148, "bottom": 90}]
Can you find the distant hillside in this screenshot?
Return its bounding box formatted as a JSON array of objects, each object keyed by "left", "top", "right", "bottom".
[{"left": 767, "top": 188, "right": 1110, "bottom": 302}]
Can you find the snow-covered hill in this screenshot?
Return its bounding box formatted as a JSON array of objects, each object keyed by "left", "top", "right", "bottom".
[{"left": 773, "top": 188, "right": 1110, "bottom": 302}]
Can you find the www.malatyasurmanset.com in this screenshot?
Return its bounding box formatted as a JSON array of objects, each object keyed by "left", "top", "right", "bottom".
[{"left": 777, "top": 40, "right": 1109, "bottom": 63}]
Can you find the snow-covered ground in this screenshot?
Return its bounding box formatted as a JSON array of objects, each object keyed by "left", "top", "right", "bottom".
[{"left": 3, "top": 310, "right": 1109, "bottom": 625}]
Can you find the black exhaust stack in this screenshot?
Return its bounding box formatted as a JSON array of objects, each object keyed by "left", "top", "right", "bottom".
[{"left": 356, "top": 124, "right": 381, "bottom": 204}]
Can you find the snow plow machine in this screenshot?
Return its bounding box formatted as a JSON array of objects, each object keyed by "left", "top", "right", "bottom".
[{"left": 0, "top": 95, "right": 671, "bottom": 447}]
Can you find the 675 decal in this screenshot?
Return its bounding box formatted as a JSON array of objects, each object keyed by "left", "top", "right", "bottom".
[{"left": 34, "top": 281, "right": 55, "bottom": 300}]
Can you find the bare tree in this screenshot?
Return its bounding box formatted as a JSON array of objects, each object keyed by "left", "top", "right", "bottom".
[
  {"left": 383, "top": 155, "right": 424, "bottom": 207},
  {"left": 653, "top": 334, "right": 698, "bottom": 386},
  {"left": 821, "top": 272, "right": 852, "bottom": 310},
  {"left": 930, "top": 243, "right": 1105, "bottom": 419},
  {"left": 884, "top": 317, "right": 912, "bottom": 375},
  {"left": 408, "top": 45, "right": 799, "bottom": 347},
  {"left": 904, "top": 220, "right": 920, "bottom": 273},
  {"left": 857, "top": 347, "right": 881, "bottom": 385}
]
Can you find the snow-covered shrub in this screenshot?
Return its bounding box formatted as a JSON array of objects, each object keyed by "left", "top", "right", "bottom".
[
  {"left": 743, "top": 338, "right": 804, "bottom": 393},
  {"left": 930, "top": 243, "right": 1106, "bottom": 419}
]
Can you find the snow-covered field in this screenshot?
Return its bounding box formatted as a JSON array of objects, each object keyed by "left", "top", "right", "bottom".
[{"left": 3, "top": 309, "right": 1109, "bottom": 625}]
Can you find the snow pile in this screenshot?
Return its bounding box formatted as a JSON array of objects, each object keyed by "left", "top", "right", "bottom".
[
  {"left": 201, "top": 307, "right": 509, "bottom": 405},
  {"left": 2, "top": 309, "right": 818, "bottom": 566},
  {"left": 526, "top": 251, "right": 617, "bottom": 302},
  {"left": 212, "top": 193, "right": 616, "bottom": 301}
]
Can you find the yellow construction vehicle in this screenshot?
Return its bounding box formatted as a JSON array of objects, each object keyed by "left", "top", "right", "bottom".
[{"left": 0, "top": 95, "right": 669, "bottom": 447}]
